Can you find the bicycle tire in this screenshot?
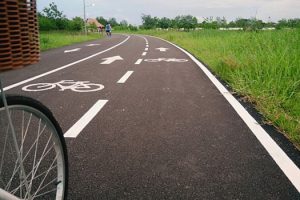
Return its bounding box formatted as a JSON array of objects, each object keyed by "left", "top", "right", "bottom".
[
  {"left": 22, "top": 83, "right": 55, "bottom": 92},
  {"left": 0, "top": 95, "right": 68, "bottom": 200}
]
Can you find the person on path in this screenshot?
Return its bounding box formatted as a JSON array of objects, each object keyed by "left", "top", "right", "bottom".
[{"left": 105, "top": 23, "right": 112, "bottom": 37}]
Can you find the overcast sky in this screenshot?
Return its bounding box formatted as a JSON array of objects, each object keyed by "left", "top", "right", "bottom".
[{"left": 37, "top": 0, "right": 300, "bottom": 25}]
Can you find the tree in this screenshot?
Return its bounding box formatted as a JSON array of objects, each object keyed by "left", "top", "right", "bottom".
[
  {"left": 41, "top": 2, "right": 68, "bottom": 30},
  {"left": 38, "top": 12, "right": 57, "bottom": 31},
  {"left": 96, "top": 16, "right": 107, "bottom": 25},
  {"left": 42, "top": 2, "right": 65, "bottom": 20},
  {"left": 68, "top": 17, "right": 84, "bottom": 31},
  {"left": 141, "top": 14, "right": 158, "bottom": 29},
  {"left": 175, "top": 15, "right": 197, "bottom": 30},
  {"left": 120, "top": 20, "right": 128, "bottom": 27},
  {"left": 108, "top": 17, "right": 118, "bottom": 26},
  {"left": 158, "top": 17, "right": 172, "bottom": 29}
]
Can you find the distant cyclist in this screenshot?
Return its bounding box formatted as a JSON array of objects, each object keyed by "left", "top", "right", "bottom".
[{"left": 105, "top": 23, "right": 112, "bottom": 37}]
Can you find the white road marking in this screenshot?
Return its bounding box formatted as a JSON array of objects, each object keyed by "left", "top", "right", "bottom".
[
  {"left": 86, "top": 44, "right": 100, "bottom": 47},
  {"left": 22, "top": 80, "right": 104, "bottom": 92},
  {"left": 146, "top": 45, "right": 149, "bottom": 48},
  {"left": 3, "top": 35, "right": 130, "bottom": 91},
  {"left": 150, "top": 35, "right": 300, "bottom": 192},
  {"left": 156, "top": 47, "right": 169, "bottom": 52},
  {"left": 145, "top": 48, "right": 149, "bottom": 51},
  {"left": 117, "top": 71, "right": 134, "bottom": 83},
  {"left": 100, "top": 55, "right": 123, "bottom": 64},
  {"left": 64, "top": 48, "right": 81, "bottom": 53},
  {"left": 142, "top": 52, "right": 147, "bottom": 56},
  {"left": 64, "top": 100, "right": 108, "bottom": 138},
  {"left": 135, "top": 59, "right": 143, "bottom": 65},
  {"left": 136, "top": 35, "right": 149, "bottom": 45},
  {"left": 144, "top": 58, "right": 188, "bottom": 63}
]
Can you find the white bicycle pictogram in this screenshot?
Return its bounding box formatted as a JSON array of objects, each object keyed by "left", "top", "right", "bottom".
[
  {"left": 144, "top": 58, "right": 188, "bottom": 62},
  {"left": 22, "top": 80, "right": 104, "bottom": 92}
]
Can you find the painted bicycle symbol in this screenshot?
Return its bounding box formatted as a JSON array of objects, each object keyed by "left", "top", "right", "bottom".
[
  {"left": 22, "top": 80, "right": 104, "bottom": 92},
  {"left": 144, "top": 58, "right": 188, "bottom": 62}
]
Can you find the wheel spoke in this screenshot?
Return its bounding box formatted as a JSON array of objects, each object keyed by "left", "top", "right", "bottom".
[
  {"left": 0, "top": 101, "right": 66, "bottom": 199},
  {"left": 29, "top": 154, "right": 58, "bottom": 199},
  {"left": 10, "top": 163, "right": 57, "bottom": 195},
  {"left": 0, "top": 121, "right": 10, "bottom": 177}
]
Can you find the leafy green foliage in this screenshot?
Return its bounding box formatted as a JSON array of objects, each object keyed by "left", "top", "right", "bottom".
[
  {"left": 141, "top": 14, "right": 159, "bottom": 29},
  {"left": 108, "top": 17, "right": 119, "bottom": 27},
  {"left": 68, "top": 17, "right": 84, "bottom": 31},
  {"left": 38, "top": 3, "right": 84, "bottom": 31},
  {"left": 42, "top": 2, "right": 64, "bottom": 20},
  {"left": 96, "top": 16, "right": 107, "bottom": 26}
]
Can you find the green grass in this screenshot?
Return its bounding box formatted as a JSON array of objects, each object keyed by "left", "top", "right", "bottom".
[
  {"left": 123, "top": 29, "right": 300, "bottom": 147},
  {"left": 40, "top": 31, "right": 104, "bottom": 51}
]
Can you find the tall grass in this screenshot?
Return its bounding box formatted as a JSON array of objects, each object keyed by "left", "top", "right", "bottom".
[
  {"left": 130, "top": 29, "right": 300, "bottom": 146},
  {"left": 40, "top": 31, "right": 104, "bottom": 51}
]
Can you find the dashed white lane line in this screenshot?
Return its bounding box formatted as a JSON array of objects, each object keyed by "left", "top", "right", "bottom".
[
  {"left": 145, "top": 48, "right": 148, "bottom": 51},
  {"left": 150, "top": 35, "right": 300, "bottom": 193},
  {"left": 3, "top": 35, "right": 131, "bottom": 91},
  {"left": 142, "top": 52, "right": 147, "bottom": 56},
  {"left": 64, "top": 48, "right": 81, "bottom": 53},
  {"left": 146, "top": 45, "right": 149, "bottom": 48},
  {"left": 86, "top": 44, "right": 101, "bottom": 47},
  {"left": 64, "top": 100, "right": 108, "bottom": 138},
  {"left": 135, "top": 59, "right": 143, "bottom": 65},
  {"left": 117, "top": 71, "right": 134, "bottom": 83}
]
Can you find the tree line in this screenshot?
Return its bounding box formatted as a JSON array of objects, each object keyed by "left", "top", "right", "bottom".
[
  {"left": 38, "top": 3, "right": 300, "bottom": 32},
  {"left": 38, "top": 2, "right": 138, "bottom": 31},
  {"left": 141, "top": 14, "right": 300, "bottom": 30}
]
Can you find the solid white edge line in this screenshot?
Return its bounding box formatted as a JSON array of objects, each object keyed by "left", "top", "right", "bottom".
[
  {"left": 3, "top": 35, "right": 131, "bottom": 91},
  {"left": 142, "top": 52, "right": 147, "bottom": 56},
  {"left": 147, "top": 35, "right": 300, "bottom": 192},
  {"left": 117, "top": 71, "right": 134, "bottom": 83},
  {"left": 135, "top": 59, "right": 143, "bottom": 65},
  {"left": 64, "top": 100, "right": 108, "bottom": 138}
]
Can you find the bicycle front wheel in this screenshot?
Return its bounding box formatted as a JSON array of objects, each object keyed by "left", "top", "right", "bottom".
[{"left": 0, "top": 95, "right": 68, "bottom": 200}]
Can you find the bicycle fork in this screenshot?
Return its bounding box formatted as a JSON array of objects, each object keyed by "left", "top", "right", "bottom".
[{"left": 0, "top": 81, "right": 32, "bottom": 199}]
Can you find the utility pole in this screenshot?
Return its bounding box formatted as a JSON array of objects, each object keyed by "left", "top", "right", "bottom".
[{"left": 83, "top": 0, "right": 87, "bottom": 35}]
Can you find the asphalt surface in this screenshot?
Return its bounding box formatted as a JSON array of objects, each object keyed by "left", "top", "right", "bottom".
[{"left": 1, "top": 34, "right": 300, "bottom": 199}]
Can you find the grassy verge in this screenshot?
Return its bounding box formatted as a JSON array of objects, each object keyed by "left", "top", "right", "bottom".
[
  {"left": 40, "top": 31, "right": 104, "bottom": 51},
  {"left": 123, "top": 29, "right": 300, "bottom": 147}
]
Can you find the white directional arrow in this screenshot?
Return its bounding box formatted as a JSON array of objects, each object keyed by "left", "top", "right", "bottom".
[
  {"left": 86, "top": 44, "right": 100, "bottom": 47},
  {"left": 64, "top": 48, "right": 81, "bottom": 53},
  {"left": 156, "top": 47, "right": 169, "bottom": 52},
  {"left": 100, "top": 56, "right": 123, "bottom": 64}
]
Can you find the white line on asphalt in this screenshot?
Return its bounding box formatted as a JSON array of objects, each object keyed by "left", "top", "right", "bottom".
[
  {"left": 64, "top": 100, "right": 108, "bottom": 138},
  {"left": 135, "top": 59, "right": 143, "bottom": 65},
  {"left": 150, "top": 35, "right": 300, "bottom": 192},
  {"left": 145, "top": 48, "right": 148, "bottom": 51},
  {"left": 136, "top": 35, "right": 149, "bottom": 45},
  {"left": 117, "top": 71, "right": 134, "bottom": 83},
  {"left": 146, "top": 45, "right": 149, "bottom": 48},
  {"left": 3, "top": 35, "right": 131, "bottom": 91},
  {"left": 142, "top": 52, "right": 147, "bottom": 56},
  {"left": 64, "top": 48, "right": 81, "bottom": 53},
  {"left": 86, "top": 44, "right": 100, "bottom": 47}
]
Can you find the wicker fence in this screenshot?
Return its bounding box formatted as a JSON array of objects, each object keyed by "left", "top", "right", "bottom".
[{"left": 0, "top": 0, "right": 39, "bottom": 71}]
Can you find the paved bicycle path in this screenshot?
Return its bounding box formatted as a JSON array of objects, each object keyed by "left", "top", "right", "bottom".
[{"left": 1, "top": 34, "right": 299, "bottom": 199}]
